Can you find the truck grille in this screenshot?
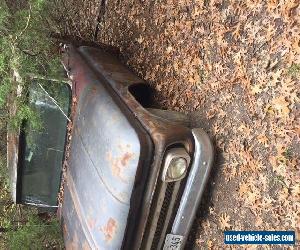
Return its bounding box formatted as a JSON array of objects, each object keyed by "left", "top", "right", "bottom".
[
  {"left": 151, "top": 182, "right": 175, "bottom": 250},
  {"left": 142, "top": 180, "right": 183, "bottom": 250}
]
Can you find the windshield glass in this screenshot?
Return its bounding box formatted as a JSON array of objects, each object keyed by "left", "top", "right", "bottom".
[{"left": 20, "top": 81, "right": 70, "bottom": 207}]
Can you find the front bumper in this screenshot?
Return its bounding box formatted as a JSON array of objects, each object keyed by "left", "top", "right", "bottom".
[{"left": 163, "top": 128, "right": 214, "bottom": 249}]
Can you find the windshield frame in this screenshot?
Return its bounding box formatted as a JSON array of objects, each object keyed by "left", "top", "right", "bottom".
[{"left": 11, "top": 81, "right": 71, "bottom": 207}]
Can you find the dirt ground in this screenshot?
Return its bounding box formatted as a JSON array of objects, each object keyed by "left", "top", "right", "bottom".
[{"left": 56, "top": 0, "right": 299, "bottom": 248}]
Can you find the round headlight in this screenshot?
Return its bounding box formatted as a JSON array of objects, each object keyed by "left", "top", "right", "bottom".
[
  {"left": 167, "top": 157, "right": 188, "bottom": 179},
  {"left": 162, "top": 148, "right": 191, "bottom": 182}
]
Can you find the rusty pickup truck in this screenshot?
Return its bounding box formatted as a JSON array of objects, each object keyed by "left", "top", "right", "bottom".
[{"left": 7, "top": 43, "right": 214, "bottom": 250}]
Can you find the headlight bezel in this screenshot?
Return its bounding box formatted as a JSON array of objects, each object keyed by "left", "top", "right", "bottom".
[{"left": 161, "top": 148, "right": 191, "bottom": 182}]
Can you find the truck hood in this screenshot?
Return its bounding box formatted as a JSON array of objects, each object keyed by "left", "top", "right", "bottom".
[{"left": 60, "top": 45, "right": 153, "bottom": 249}]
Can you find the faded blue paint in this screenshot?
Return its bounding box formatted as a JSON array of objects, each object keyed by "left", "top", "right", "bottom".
[{"left": 62, "top": 46, "right": 152, "bottom": 249}]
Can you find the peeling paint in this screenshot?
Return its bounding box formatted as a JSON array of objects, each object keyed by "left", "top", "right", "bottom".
[
  {"left": 81, "top": 240, "right": 91, "bottom": 250},
  {"left": 87, "top": 217, "right": 96, "bottom": 230},
  {"left": 121, "top": 152, "right": 134, "bottom": 167},
  {"left": 106, "top": 151, "right": 135, "bottom": 182},
  {"left": 100, "top": 218, "right": 118, "bottom": 242}
]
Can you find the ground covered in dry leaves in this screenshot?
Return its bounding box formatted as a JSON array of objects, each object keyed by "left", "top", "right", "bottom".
[{"left": 57, "top": 0, "right": 299, "bottom": 248}]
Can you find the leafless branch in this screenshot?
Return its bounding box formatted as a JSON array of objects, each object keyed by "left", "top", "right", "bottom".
[{"left": 15, "top": 3, "right": 32, "bottom": 42}]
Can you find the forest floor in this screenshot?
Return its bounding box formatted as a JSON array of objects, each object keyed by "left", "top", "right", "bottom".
[{"left": 56, "top": 0, "right": 300, "bottom": 248}]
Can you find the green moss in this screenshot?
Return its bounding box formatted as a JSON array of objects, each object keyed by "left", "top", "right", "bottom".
[
  {"left": 287, "top": 63, "right": 300, "bottom": 77},
  {"left": 7, "top": 215, "right": 64, "bottom": 250}
]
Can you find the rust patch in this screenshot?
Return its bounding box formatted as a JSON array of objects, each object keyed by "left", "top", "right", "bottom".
[
  {"left": 63, "top": 223, "right": 69, "bottom": 237},
  {"left": 81, "top": 240, "right": 91, "bottom": 250},
  {"left": 87, "top": 217, "right": 96, "bottom": 230},
  {"left": 106, "top": 151, "right": 135, "bottom": 182},
  {"left": 71, "top": 232, "right": 79, "bottom": 250},
  {"left": 65, "top": 239, "right": 73, "bottom": 250},
  {"left": 91, "top": 86, "right": 97, "bottom": 95},
  {"left": 121, "top": 152, "right": 134, "bottom": 166},
  {"left": 100, "top": 218, "right": 118, "bottom": 242}
]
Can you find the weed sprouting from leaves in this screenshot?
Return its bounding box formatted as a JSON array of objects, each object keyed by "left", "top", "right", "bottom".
[
  {"left": 283, "top": 147, "right": 293, "bottom": 160},
  {"left": 287, "top": 63, "right": 300, "bottom": 78}
]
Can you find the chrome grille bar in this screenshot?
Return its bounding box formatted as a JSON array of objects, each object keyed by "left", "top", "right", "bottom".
[
  {"left": 142, "top": 181, "right": 182, "bottom": 250},
  {"left": 155, "top": 181, "right": 181, "bottom": 250},
  {"left": 142, "top": 180, "right": 167, "bottom": 249}
]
